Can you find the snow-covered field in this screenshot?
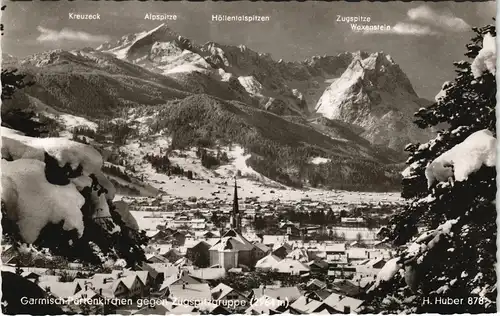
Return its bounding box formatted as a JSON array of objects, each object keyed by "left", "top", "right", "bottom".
[
  {"left": 120, "top": 134, "right": 402, "bottom": 204},
  {"left": 130, "top": 211, "right": 168, "bottom": 233},
  {"left": 310, "top": 156, "right": 332, "bottom": 165}
]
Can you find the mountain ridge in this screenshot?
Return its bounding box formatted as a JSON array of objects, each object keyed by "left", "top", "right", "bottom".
[{"left": 96, "top": 24, "right": 433, "bottom": 150}]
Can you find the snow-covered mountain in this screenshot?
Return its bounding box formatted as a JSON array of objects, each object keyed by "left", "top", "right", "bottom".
[
  {"left": 96, "top": 24, "right": 359, "bottom": 116},
  {"left": 96, "top": 24, "right": 433, "bottom": 149},
  {"left": 315, "top": 51, "right": 433, "bottom": 150}
]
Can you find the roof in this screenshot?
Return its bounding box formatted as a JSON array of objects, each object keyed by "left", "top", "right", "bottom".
[
  {"left": 147, "top": 263, "right": 180, "bottom": 278},
  {"left": 333, "top": 296, "right": 365, "bottom": 313},
  {"left": 272, "top": 242, "right": 293, "bottom": 252},
  {"left": 174, "top": 257, "right": 192, "bottom": 267},
  {"left": 70, "top": 289, "right": 102, "bottom": 302},
  {"left": 272, "top": 258, "right": 311, "bottom": 274},
  {"left": 279, "top": 221, "right": 299, "bottom": 229},
  {"left": 38, "top": 280, "right": 80, "bottom": 298},
  {"left": 262, "top": 235, "right": 287, "bottom": 246},
  {"left": 252, "top": 286, "right": 302, "bottom": 302},
  {"left": 307, "top": 278, "right": 327, "bottom": 290},
  {"left": 290, "top": 296, "right": 325, "bottom": 313},
  {"left": 189, "top": 268, "right": 226, "bottom": 280},
  {"left": 254, "top": 243, "right": 270, "bottom": 253},
  {"left": 168, "top": 283, "right": 211, "bottom": 303},
  {"left": 347, "top": 248, "right": 369, "bottom": 259},
  {"left": 308, "top": 259, "right": 329, "bottom": 269},
  {"left": 313, "top": 289, "right": 332, "bottom": 301},
  {"left": 211, "top": 283, "right": 234, "bottom": 300},
  {"left": 324, "top": 243, "right": 346, "bottom": 253},
  {"left": 89, "top": 276, "right": 127, "bottom": 298},
  {"left": 324, "top": 293, "right": 343, "bottom": 308},
  {"left": 210, "top": 230, "right": 255, "bottom": 252},
  {"left": 133, "top": 271, "right": 149, "bottom": 285},
  {"left": 21, "top": 271, "right": 41, "bottom": 278},
  {"left": 332, "top": 279, "right": 364, "bottom": 297},
  {"left": 286, "top": 248, "right": 309, "bottom": 262},
  {"left": 255, "top": 254, "right": 281, "bottom": 269},
  {"left": 184, "top": 239, "right": 210, "bottom": 249},
  {"left": 161, "top": 271, "right": 202, "bottom": 290},
  {"left": 364, "top": 258, "right": 386, "bottom": 267},
  {"left": 163, "top": 248, "right": 183, "bottom": 257},
  {"left": 120, "top": 275, "right": 141, "bottom": 290}
]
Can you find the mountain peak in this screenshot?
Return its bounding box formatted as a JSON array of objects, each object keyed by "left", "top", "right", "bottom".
[{"left": 315, "top": 51, "right": 429, "bottom": 150}]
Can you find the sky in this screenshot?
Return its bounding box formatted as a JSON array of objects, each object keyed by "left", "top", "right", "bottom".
[{"left": 1, "top": 1, "right": 496, "bottom": 100}]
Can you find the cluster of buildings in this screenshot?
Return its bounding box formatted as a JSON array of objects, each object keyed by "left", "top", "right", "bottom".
[{"left": 2, "top": 182, "right": 396, "bottom": 314}]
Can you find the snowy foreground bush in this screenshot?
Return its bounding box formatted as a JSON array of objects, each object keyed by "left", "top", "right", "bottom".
[
  {"left": 1, "top": 126, "right": 147, "bottom": 266},
  {"left": 365, "top": 23, "right": 496, "bottom": 314}
]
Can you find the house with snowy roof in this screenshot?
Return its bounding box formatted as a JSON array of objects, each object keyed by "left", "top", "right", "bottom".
[
  {"left": 140, "top": 262, "right": 171, "bottom": 290},
  {"left": 167, "top": 283, "right": 211, "bottom": 307},
  {"left": 255, "top": 253, "right": 281, "bottom": 271},
  {"left": 286, "top": 248, "right": 309, "bottom": 262},
  {"left": 331, "top": 279, "right": 364, "bottom": 297},
  {"left": 291, "top": 296, "right": 337, "bottom": 314},
  {"left": 323, "top": 292, "right": 365, "bottom": 314},
  {"left": 161, "top": 249, "right": 183, "bottom": 263},
  {"left": 211, "top": 283, "right": 249, "bottom": 313},
  {"left": 159, "top": 270, "right": 203, "bottom": 292},
  {"left": 307, "top": 259, "right": 329, "bottom": 273},
  {"left": 262, "top": 234, "right": 288, "bottom": 246},
  {"left": 306, "top": 278, "right": 327, "bottom": 291},
  {"left": 253, "top": 242, "right": 270, "bottom": 254},
  {"left": 347, "top": 248, "right": 370, "bottom": 263},
  {"left": 173, "top": 256, "right": 193, "bottom": 267},
  {"left": 272, "top": 258, "right": 311, "bottom": 275},
  {"left": 251, "top": 285, "right": 302, "bottom": 303},
  {"left": 38, "top": 280, "right": 82, "bottom": 300},
  {"left": 306, "top": 288, "right": 332, "bottom": 302},
  {"left": 189, "top": 267, "right": 226, "bottom": 281},
  {"left": 90, "top": 276, "right": 129, "bottom": 299},
  {"left": 272, "top": 242, "right": 293, "bottom": 259},
  {"left": 118, "top": 274, "right": 145, "bottom": 298}
]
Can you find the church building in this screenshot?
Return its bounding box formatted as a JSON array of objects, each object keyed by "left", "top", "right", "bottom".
[{"left": 209, "top": 178, "right": 258, "bottom": 269}]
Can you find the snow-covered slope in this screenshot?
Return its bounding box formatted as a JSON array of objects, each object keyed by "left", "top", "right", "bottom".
[{"left": 315, "top": 52, "right": 433, "bottom": 151}]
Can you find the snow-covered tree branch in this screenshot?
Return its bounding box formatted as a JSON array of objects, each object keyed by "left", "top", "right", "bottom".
[{"left": 1, "top": 125, "right": 147, "bottom": 267}]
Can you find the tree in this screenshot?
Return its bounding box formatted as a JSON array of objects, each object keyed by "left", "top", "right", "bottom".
[
  {"left": 355, "top": 232, "right": 363, "bottom": 243},
  {"left": 210, "top": 212, "right": 221, "bottom": 227},
  {"left": 0, "top": 69, "right": 48, "bottom": 137},
  {"left": 366, "top": 22, "right": 496, "bottom": 314},
  {"left": 1, "top": 68, "right": 33, "bottom": 101},
  {"left": 253, "top": 216, "right": 266, "bottom": 232}
]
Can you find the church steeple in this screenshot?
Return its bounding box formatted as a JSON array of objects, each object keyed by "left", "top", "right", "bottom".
[{"left": 230, "top": 177, "right": 241, "bottom": 232}]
